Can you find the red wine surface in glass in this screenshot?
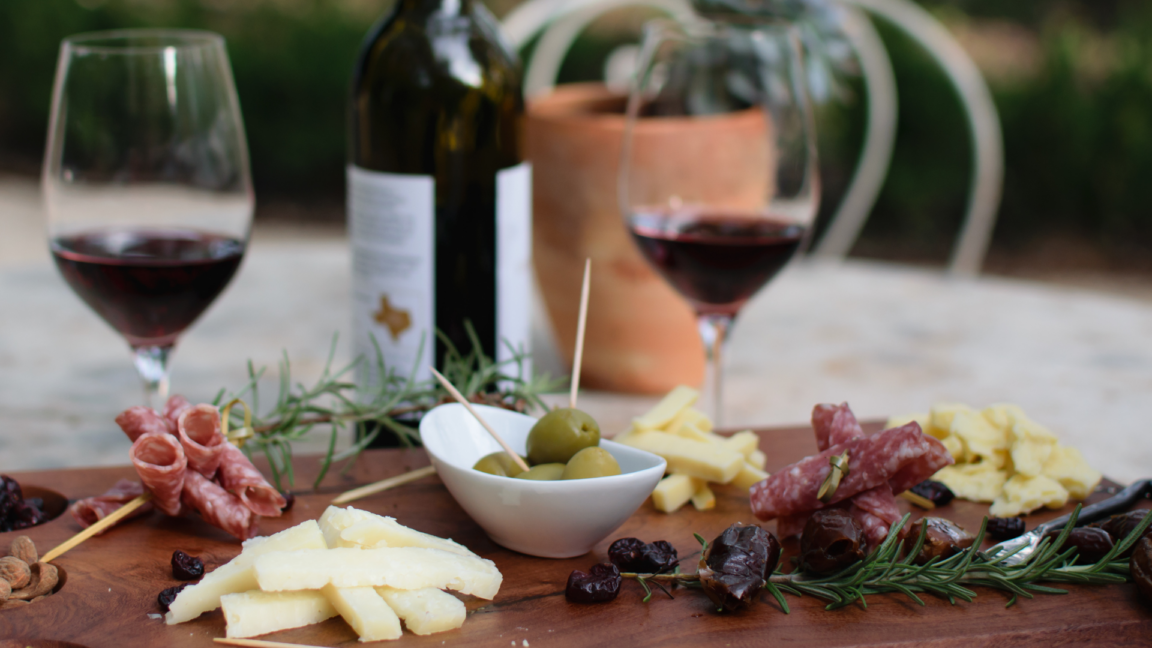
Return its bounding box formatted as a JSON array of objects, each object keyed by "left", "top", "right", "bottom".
[
  {"left": 51, "top": 229, "right": 244, "bottom": 348},
  {"left": 629, "top": 211, "right": 806, "bottom": 315}
]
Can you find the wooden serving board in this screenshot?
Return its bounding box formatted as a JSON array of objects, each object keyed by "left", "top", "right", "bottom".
[{"left": 3, "top": 425, "right": 1150, "bottom": 647}]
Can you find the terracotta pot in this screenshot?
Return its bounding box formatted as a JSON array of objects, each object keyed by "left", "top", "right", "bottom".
[{"left": 527, "top": 83, "right": 771, "bottom": 394}]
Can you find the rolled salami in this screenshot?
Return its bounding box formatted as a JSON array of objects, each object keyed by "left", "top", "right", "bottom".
[
  {"left": 68, "top": 479, "right": 154, "bottom": 530},
  {"left": 750, "top": 422, "right": 952, "bottom": 521},
  {"left": 115, "top": 406, "right": 170, "bottom": 442},
  {"left": 177, "top": 405, "right": 227, "bottom": 477},
  {"left": 217, "top": 443, "right": 287, "bottom": 517},
  {"left": 164, "top": 395, "right": 193, "bottom": 433},
  {"left": 181, "top": 470, "right": 257, "bottom": 540},
  {"left": 129, "top": 432, "right": 187, "bottom": 517}
]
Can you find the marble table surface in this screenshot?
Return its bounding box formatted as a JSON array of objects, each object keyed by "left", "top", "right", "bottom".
[{"left": 2, "top": 177, "right": 1151, "bottom": 484}]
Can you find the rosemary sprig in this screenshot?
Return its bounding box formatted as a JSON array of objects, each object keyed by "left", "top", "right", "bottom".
[
  {"left": 213, "top": 327, "right": 563, "bottom": 492},
  {"left": 622, "top": 506, "right": 1152, "bottom": 612}
]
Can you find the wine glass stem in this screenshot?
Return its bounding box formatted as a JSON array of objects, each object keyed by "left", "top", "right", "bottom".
[
  {"left": 132, "top": 345, "right": 173, "bottom": 407},
  {"left": 696, "top": 314, "right": 731, "bottom": 428}
]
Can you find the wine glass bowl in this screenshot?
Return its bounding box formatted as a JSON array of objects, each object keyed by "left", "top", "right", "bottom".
[
  {"left": 43, "top": 29, "right": 253, "bottom": 404},
  {"left": 620, "top": 17, "right": 819, "bottom": 422}
]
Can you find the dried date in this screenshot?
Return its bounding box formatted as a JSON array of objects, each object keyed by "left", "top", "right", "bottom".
[
  {"left": 1131, "top": 537, "right": 1152, "bottom": 606},
  {"left": 171, "top": 550, "right": 204, "bottom": 580},
  {"left": 1042, "top": 527, "right": 1114, "bottom": 564},
  {"left": 698, "top": 523, "right": 780, "bottom": 613},
  {"left": 986, "top": 517, "right": 1025, "bottom": 541},
  {"left": 910, "top": 480, "right": 955, "bottom": 507},
  {"left": 801, "top": 509, "right": 866, "bottom": 575},
  {"left": 565, "top": 563, "right": 622, "bottom": 603},
  {"left": 1090, "top": 511, "right": 1150, "bottom": 558}
]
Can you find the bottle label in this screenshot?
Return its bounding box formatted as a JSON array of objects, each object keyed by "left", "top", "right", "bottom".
[
  {"left": 348, "top": 162, "right": 533, "bottom": 385},
  {"left": 348, "top": 166, "right": 435, "bottom": 385},
  {"left": 496, "top": 162, "right": 532, "bottom": 375}
]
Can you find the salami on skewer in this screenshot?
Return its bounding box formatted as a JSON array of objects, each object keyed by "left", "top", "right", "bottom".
[
  {"left": 750, "top": 422, "right": 952, "bottom": 521},
  {"left": 177, "top": 404, "right": 227, "bottom": 477},
  {"left": 68, "top": 479, "right": 154, "bottom": 530},
  {"left": 181, "top": 470, "right": 257, "bottom": 540},
  {"left": 130, "top": 431, "right": 188, "bottom": 517},
  {"left": 115, "top": 406, "right": 171, "bottom": 443},
  {"left": 217, "top": 443, "right": 287, "bottom": 517},
  {"left": 164, "top": 395, "right": 193, "bottom": 434}
]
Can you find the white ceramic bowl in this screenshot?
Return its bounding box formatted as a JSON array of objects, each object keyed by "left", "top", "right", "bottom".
[{"left": 420, "top": 403, "right": 667, "bottom": 558}]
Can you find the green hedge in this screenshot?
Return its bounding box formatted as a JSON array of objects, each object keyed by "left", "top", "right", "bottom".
[{"left": 2, "top": 0, "right": 1151, "bottom": 261}]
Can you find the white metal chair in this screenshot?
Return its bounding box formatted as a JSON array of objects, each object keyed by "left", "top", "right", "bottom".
[{"left": 502, "top": 0, "right": 1003, "bottom": 276}]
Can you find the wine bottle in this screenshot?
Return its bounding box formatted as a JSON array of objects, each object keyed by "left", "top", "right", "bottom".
[{"left": 348, "top": 0, "right": 531, "bottom": 386}]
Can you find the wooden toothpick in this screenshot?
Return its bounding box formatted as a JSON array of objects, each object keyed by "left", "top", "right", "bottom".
[
  {"left": 430, "top": 367, "right": 531, "bottom": 473},
  {"left": 331, "top": 465, "right": 437, "bottom": 505},
  {"left": 42, "top": 492, "right": 153, "bottom": 563},
  {"left": 214, "top": 638, "right": 334, "bottom": 648},
  {"left": 569, "top": 258, "right": 591, "bottom": 409}
]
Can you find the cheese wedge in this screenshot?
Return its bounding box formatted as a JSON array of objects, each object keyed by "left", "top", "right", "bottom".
[
  {"left": 221, "top": 590, "right": 337, "bottom": 639},
  {"left": 619, "top": 431, "right": 744, "bottom": 483},
  {"left": 323, "top": 585, "right": 402, "bottom": 642},
  {"left": 337, "top": 513, "right": 475, "bottom": 557},
  {"left": 167, "top": 520, "right": 327, "bottom": 624},
  {"left": 378, "top": 587, "right": 466, "bottom": 636},
  {"left": 254, "top": 547, "right": 502, "bottom": 600}
]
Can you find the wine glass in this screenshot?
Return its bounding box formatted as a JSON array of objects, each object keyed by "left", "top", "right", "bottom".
[
  {"left": 43, "top": 30, "right": 253, "bottom": 406},
  {"left": 619, "top": 16, "right": 819, "bottom": 425}
]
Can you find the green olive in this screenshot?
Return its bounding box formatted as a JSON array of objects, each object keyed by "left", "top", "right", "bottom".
[
  {"left": 525, "top": 408, "right": 601, "bottom": 465},
  {"left": 513, "top": 463, "right": 566, "bottom": 481},
  {"left": 561, "top": 446, "right": 621, "bottom": 480},
  {"left": 472, "top": 451, "right": 527, "bottom": 477}
]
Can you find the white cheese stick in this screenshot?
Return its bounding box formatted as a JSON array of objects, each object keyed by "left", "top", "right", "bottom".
[
  {"left": 221, "top": 590, "right": 337, "bottom": 639},
  {"left": 322, "top": 585, "right": 402, "bottom": 642},
  {"left": 167, "top": 520, "right": 328, "bottom": 624},
  {"left": 377, "top": 587, "right": 466, "bottom": 636},
  {"left": 254, "top": 547, "right": 502, "bottom": 600}
]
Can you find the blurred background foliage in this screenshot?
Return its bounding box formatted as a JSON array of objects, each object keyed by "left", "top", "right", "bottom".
[{"left": 1, "top": 0, "right": 1150, "bottom": 270}]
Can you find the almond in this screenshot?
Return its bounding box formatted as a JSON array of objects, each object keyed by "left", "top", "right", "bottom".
[
  {"left": 0, "top": 557, "right": 30, "bottom": 589},
  {"left": 9, "top": 536, "right": 37, "bottom": 565}
]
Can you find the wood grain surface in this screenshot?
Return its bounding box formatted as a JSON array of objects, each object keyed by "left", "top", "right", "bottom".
[{"left": 2, "top": 425, "right": 1150, "bottom": 647}]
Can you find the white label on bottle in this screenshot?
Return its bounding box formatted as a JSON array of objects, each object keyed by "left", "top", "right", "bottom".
[
  {"left": 496, "top": 162, "right": 532, "bottom": 376},
  {"left": 348, "top": 166, "right": 435, "bottom": 385}
]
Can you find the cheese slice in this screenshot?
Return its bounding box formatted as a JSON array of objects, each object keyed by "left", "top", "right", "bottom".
[
  {"left": 619, "top": 431, "right": 744, "bottom": 483},
  {"left": 377, "top": 587, "right": 466, "bottom": 636},
  {"left": 322, "top": 585, "right": 402, "bottom": 642},
  {"left": 338, "top": 513, "right": 475, "bottom": 557},
  {"left": 690, "top": 481, "right": 715, "bottom": 511},
  {"left": 651, "top": 474, "right": 696, "bottom": 513},
  {"left": 729, "top": 462, "right": 769, "bottom": 490},
  {"left": 221, "top": 590, "right": 336, "bottom": 639},
  {"left": 319, "top": 505, "right": 379, "bottom": 549},
  {"left": 166, "top": 520, "right": 327, "bottom": 624},
  {"left": 633, "top": 386, "right": 698, "bottom": 430},
  {"left": 720, "top": 431, "right": 759, "bottom": 459},
  {"left": 254, "top": 547, "right": 502, "bottom": 600}
]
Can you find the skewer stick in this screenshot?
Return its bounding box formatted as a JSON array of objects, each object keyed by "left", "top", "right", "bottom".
[
  {"left": 569, "top": 258, "right": 591, "bottom": 409},
  {"left": 42, "top": 492, "right": 153, "bottom": 563},
  {"left": 430, "top": 366, "right": 531, "bottom": 473},
  {"left": 214, "top": 638, "right": 334, "bottom": 648},
  {"left": 332, "top": 465, "right": 437, "bottom": 505}
]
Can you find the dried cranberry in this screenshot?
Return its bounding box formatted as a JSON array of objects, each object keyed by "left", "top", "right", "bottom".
[
  {"left": 10, "top": 500, "right": 47, "bottom": 530},
  {"left": 280, "top": 491, "right": 296, "bottom": 512},
  {"left": 565, "top": 563, "right": 622, "bottom": 603},
  {"left": 910, "top": 480, "right": 955, "bottom": 507},
  {"left": 171, "top": 550, "right": 204, "bottom": 580},
  {"left": 986, "top": 517, "right": 1025, "bottom": 541},
  {"left": 608, "top": 538, "right": 679, "bottom": 573},
  {"left": 158, "top": 584, "right": 188, "bottom": 612}
]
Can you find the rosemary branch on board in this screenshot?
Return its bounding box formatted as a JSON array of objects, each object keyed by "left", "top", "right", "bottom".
[
  {"left": 621, "top": 506, "right": 1152, "bottom": 613},
  {"left": 212, "top": 325, "right": 563, "bottom": 492}
]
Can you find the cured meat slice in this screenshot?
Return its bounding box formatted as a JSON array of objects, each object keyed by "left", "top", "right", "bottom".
[
  {"left": 776, "top": 514, "right": 808, "bottom": 539},
  {"left": 849, "top": 506, "right": 892, "bottom": 550},
  {"left": 218, "top": 443, "right": 287, "bottom": 517},
  {"left": 164, "top": 395, "right": 193, "bottom": 433},
  {"left": 887, "top": 438, "right": 954, "bottom": 495},
  {"left": 812, "top": 403, "right": 865, "bottom": 450},
  {"left": 130, "top": 432, "right": 187, "bottom": 516},
  {"left": 115, "top": 406, "right": 171, "bottom": 443},
  {"left": 68, "top": 479, "right": 154, "bottom": 530},
  {"left": 182, "top": 470, "right": 257, "bottom": 540},
  {"left": 750, "top": 422, "right": 953, "bottom": 520},
  {"left": 177, "top": 405, "right": 227, "bottom": 477}
]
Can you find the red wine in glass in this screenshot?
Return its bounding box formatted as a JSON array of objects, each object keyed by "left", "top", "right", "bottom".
[
  {"left": 51, "top": 229, "right": 245, "bottom": 348},
  {"left": 629, "top": 210, "right": 806, "bottom": 316}
]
